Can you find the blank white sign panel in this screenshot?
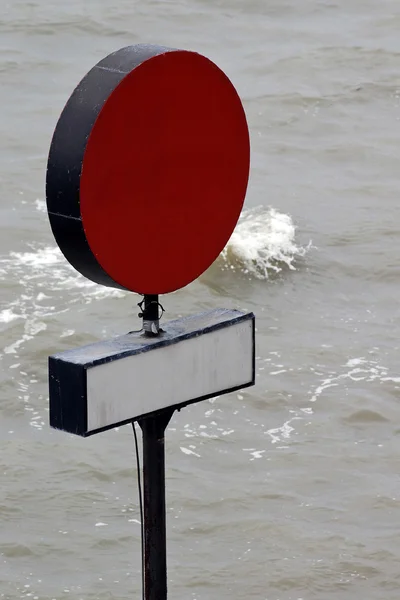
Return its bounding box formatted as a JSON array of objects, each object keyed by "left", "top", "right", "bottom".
[
  {"left": 49, "top": 309, "right": 255, "bottom": 436},
  {"left": 86, "top": 317, "right": 253, "bottom": 432}
]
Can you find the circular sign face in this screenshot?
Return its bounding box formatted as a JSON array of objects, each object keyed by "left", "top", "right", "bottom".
[{"left": 46, "top": 44, "right": 250, "bottom": 294}]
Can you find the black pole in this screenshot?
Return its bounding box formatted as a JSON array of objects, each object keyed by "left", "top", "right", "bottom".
[
  {"left": 142, "top": 294, "right": 160, "bottom": 336},
  {"left": 139, "top": 410, "right": 174, "bottom": 600}
]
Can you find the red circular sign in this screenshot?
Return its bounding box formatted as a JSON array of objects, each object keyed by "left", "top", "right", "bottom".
[{"left": 47, "top": 46, "right": 250, "bottom": 294}]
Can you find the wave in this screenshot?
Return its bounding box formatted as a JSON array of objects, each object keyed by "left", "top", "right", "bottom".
[{"left": 219, "top": 206, "right": 309, "bottom": 279}]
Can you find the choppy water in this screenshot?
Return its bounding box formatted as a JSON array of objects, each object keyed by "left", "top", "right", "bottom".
[{"left": 1, "top": 1, "right": 400, "bottom": 599}]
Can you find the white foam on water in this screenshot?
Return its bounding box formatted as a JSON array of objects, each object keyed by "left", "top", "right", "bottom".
[
  {"left": 0, "top": 309, "right": 21, "bottom": 323},
  {"left": 0, "top": 244, "right": 125, "bottom": 363},
  {"left": 0, "top": 245, "right": 125, "bottom": 298},
  {"left": 309, "top": 356, "right": 399, "bottom": 403},
  {"left": 34, "top": 198, "right": 46, "bottom": 212},
  {"left": 265, "top": 417, "right": 301, "bottom": 444},
  {"left": 180, "top": 446, "right": 201, "bottom": 458},
  {"left": 10, "top": 246, "right": 60, "bottom": 267},
  {"left": 220, "top": 206, "right": 310, "bottom": 279}
]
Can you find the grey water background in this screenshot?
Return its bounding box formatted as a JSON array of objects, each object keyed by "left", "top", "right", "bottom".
[{"left": 1, "top": 1, "right": 400, "bottom": 599}]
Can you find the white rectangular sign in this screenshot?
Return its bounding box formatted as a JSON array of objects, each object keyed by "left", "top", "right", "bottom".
[{"left": 49, "top": 308, "right": 255, "bottom": 436}]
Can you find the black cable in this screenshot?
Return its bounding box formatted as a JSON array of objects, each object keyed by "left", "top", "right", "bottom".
[{"left": 132, "top": 421, "right": 145, "bottom": 600}]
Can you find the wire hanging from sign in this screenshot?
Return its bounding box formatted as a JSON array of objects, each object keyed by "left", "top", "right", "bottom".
[{"left": 132, "top": 422, "right": 145, "bottom": 600}]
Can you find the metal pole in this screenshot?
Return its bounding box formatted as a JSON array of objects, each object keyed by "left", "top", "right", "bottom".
[
  {"left": 142, "top": 294, "right": 160, "bottom": 335},
  {"left": 139, "top": 410, "right": 174, "bottom": 600}
]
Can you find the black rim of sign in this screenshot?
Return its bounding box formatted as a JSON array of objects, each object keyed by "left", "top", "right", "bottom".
[{"left": 46, "top": 44, "right": 174, "bottom": 291}]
